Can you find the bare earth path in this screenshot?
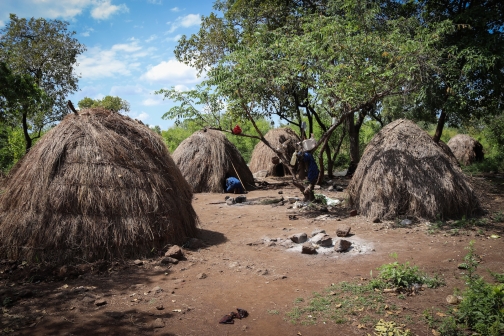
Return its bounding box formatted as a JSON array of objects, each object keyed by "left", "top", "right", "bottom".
[{"left": 1, "top": 175, "right": 504, "bottom": 336}]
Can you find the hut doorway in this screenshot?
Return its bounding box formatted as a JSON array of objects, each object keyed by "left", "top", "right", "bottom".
[{"left": 274, "top": 164, "right": 285, "bottom": 177}]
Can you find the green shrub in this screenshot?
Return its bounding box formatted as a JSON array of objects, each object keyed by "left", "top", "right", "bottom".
[
  {"left": 377, "top": 257, "right": 444, "bottom": 289},
  {"left": 456, "top": 242, "right": 504, "bottom": 335}
]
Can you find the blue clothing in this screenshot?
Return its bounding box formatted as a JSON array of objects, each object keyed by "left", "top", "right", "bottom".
[
  {"left": 303, "top": 152, "right": 319, "bottom": 184},
  {"left": 226, "top": 177, "right": 244, "bottom": 193}
]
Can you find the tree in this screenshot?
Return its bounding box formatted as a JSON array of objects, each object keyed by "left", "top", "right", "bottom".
[
  {"left": 0, "top": 14, "right": 86, "bottom": 152},
  {"left": 77, "top": 96, "right": 130, "bottom": 113},
  {"left": 164, "top": 0, "right": 450, "bottom": 199},
  {"left": 380, "top": 0, "right": 504, "bottom": 143}
]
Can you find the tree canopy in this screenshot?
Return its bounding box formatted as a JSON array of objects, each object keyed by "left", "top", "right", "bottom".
[
  {"left": 0, "top": 14, "right": 86, "bottom": 151},
  {"left": 77, "top": 96, "right": 130, "bottom": 113}
]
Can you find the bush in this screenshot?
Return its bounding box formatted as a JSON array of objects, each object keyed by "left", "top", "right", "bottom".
[{"left": 456, "top": 242, "right": 504, "bottom": 335}]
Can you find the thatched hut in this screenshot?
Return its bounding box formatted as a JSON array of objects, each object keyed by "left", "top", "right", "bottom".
[
  {"left": 447, "top": 134, "right": 484, "bottom": 166},
  {"left": 0, "top": 108, "right": 199, "bottom": 264},
  {"left": 172, "top": 129, "right": 255, "bottom": 193},
  {"left": 347, "top": 119, "right": 481, "bottom": 220},
  {"left": 249, "top": 128, "right": 300, "bottom": 176}
]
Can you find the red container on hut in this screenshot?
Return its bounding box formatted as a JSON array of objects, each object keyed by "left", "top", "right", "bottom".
[{"left": 233, "top": 125, "right": 242, "bottom": 135}]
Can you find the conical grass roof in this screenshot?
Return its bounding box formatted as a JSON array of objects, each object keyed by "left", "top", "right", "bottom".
[
  {"left": 172, "top": 129, "right": 255, "bottom": 193},
  {"left": 348, "top": 119, "right": 481, "bottom": 220},
  {"left": 249, "top": 127, "right": 300, "bottom": 176},
  {"left": 0, "top": 108, "right": 199, "bottom": 264}
]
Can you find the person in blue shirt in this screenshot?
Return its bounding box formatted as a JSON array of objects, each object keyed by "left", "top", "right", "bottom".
[{"left": 225, "top": 176, "right": 244, "bottom": 194}]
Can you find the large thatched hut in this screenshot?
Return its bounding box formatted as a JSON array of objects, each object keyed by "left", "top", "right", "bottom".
[
  {"left": 0, "top": 108, "right": 199, "bottom": 264},
  {"left": 447, "top": 134, "right": 484, "bottom": 166},
  {"left": 348, "top": 119, "right": 481, "bottom": 220},
  {"left": 172, "top": 129, "right": 255, "bottom": 193},
  {"left": 249, "top": 128, "right": 300, "bottom": 176}
]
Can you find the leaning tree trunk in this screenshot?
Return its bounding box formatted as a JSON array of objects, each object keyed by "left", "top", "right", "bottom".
[{"left": 432, "top": 110, "right": 446, "bottom": 143}]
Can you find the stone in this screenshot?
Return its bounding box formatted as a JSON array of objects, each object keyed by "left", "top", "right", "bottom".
[
  {"left": 318, "top": 235, "right": 333, "bottom": 247},
  {"left": 152, "top": 318, "right": 165, "bottom": 328},
  {"left": 372, "top": 217, "right": 381, "bottom": 223},
  {"left": 349, "top": 210, "right": 358, "bottom": 216},
  {"left": 328, "top": 186, "right": 334, "bottom": 191},
  {"left": 401, "top": 219, "right": 413, "bottom": 225},
  {"left": 288, "top": 197, "right": 299, "bottom": 204},
  {"left": 290, "top": 233, "right": 308, "bottom": 244},
  {"left": 334, "top": 239, "right": 352, "bottom": 252},
  {"left": 301, "top": 243, "right": 317, "bottom": 254},
  {"left": 313, "top": 185, "right": 321, "bottom": 190},
  {"left": 165, "top": 246, "right": 184, "bottom": 260},
  {"left": 224, "top": 196, "right": 230, "bottom": 200},
  {"left": 133, "top": 259, "right": 144, "bottom": 266},
  {"left": 235, "top": 195, "right": 247, "bottom": 203},
  {"left": 336, "top": 186, "right": 344, "bottom": 192},
  {"left": 161, "top": 257, "right": 178, "bottom": 265},
  {"left": 156, "top": 305, "right": 164, "bottom": 310},
  {"left": 226, "top": 198, "right": 236, "bottom": 205},
  {"left": 446, "top": 295, "right": 459, "bottom": 304},
  {"left": 336, "top": 226, "right": 351, "bottom": 237},
  {"left": 311, "top": 229, "right": 326, "bottom": 237},
  {"left": 185, "top": 238, "right": 206, "bottom": 249},
  {"left": 151, "top": 286, "right": 163, "bottom": 294},
  {"left": 278, "top": 191, "right": 283, "bottom": 194},
  {"left": 197, "top": 273, "right": 207, "bottom": 279},
  {"left": 94, "top": 299, "right": 107, "bottom": 306},
  {"left": 311, "top": 233, "right": 326, "bottom": 243}
]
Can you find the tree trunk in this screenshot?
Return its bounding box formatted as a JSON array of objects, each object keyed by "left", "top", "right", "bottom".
[
  {"left": 325, "top": 145, "right": 334, "bottom": 178},
  {"left": 432, "top": 110, "right": 446, "bottom": 143},
  {"left": 347, "top": 113, "right": 360, "bottom": 164},
  {"left": 22, "top": 111, "right": 32, "bottom": 153}
]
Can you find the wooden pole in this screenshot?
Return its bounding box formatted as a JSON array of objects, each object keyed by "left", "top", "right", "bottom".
[{"left": 230, "top": 161, "right": 247, "bottom": 193}]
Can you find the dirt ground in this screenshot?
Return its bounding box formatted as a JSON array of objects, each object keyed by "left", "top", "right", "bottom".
[{"left": 1, "top": 174, "right": 504, "bottom": 336}]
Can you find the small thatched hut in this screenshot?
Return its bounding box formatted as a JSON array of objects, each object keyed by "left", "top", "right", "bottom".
[
  {"left": 348, "top": 119, "right": 481, "bottom": 220},
  {"left": 249, "top": 128, "right": 300, "bottom": 176},
  {"left": 447, "top": 134, "right": 484, "bottom": 166},
  {"left": 0, "top": 108, "right": 199, "bottom": 264},
  {"left": 172, "top": 129, "right": 255, "bottom": 193}
]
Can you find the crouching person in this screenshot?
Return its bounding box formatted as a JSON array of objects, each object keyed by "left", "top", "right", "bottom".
[{"left": 225, "top": 176, "right": 244, "bottom": 194}]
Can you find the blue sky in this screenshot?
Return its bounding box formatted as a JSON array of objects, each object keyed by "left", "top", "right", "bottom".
[{"left": 0, "top": 0, "right": 215, "bottom": 129}]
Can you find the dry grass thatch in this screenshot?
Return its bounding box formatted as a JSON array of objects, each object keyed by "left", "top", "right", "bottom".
[
  {"left": 172, "top": 129, "right": 255, "bottom": 193},
  {"left": 0, "top": 108, "right": 199, "bottom": 264},
  {"left": 347, "top": 119, "right": 481, "bottom": 220},
  {"left": 248, "top": 128, "right": 300, "bottom": 176},
  {"left": 447, "top": 134, "right": 484, "bottom": 166}
]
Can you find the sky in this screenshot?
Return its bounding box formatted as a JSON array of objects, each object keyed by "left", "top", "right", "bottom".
[{"left": 0, "top": 0, "right": 215, "bottom": 129}]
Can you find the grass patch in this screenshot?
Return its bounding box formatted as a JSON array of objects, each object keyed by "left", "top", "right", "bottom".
[{"left": 286, "top": 259, "right": 445, "bottom": 330}]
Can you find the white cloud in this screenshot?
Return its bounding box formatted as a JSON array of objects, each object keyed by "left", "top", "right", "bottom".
[
  {"left": 91, "top": 0, "right": 128, "bottom": 20},
  {"left": 165, "top": 34, "right": 182, "bottom": 42},
  {"left": 111, "top": 43, "right": 141, "bottom": 52},
  {"left": 141, "top": 59, "right": 199, "bottom": 84},
  {"left": 142, "top": 97, "right": 163, "bottom": 106},
  {"left": 167, "top": 14, "right": 200, "bottom": 33},
  {"left": 171, "top": 7, "right": 181, "bottom": 12},
  {"left": 110, "top": 85, "right": 146, "bottom": 96},
  {"left": 81, "top": 27, "right": 95, "bottom": 37},
  {"left": 145, "top": 34, "right": 157, "bottom": 43},
  {"left": 174, "top": 84, "right": 189, "bottom": 92},
  {"left": 76, "top": 41, "right": 144, "bottom": 79},
  {"left": 147, "top": 0, "right": 162, "bottom": 4},
  {"left": 0, "top": 0, "right": 129, "bottom": 21},
  {"left": 135, "top": 112, "right": 149, "bottom": 121}
]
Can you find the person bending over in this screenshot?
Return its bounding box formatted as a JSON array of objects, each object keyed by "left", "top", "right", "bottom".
[{"left": 225, "top": 176, "right": 244, "bottom": 194}]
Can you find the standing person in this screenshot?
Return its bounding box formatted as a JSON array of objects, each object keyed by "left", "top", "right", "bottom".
[{"left": 225, "top": 176, "right": 244, "bottom": 194}]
